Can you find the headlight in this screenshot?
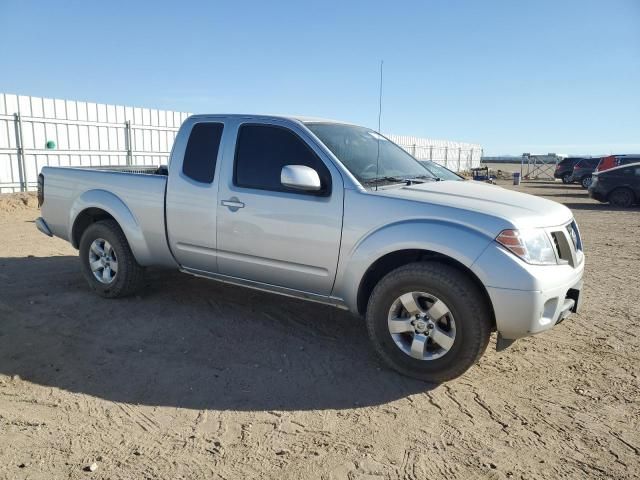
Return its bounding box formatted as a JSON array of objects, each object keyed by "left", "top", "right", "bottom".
[{"left": 496, "top": 229, "right": 557, "bottom": 265}]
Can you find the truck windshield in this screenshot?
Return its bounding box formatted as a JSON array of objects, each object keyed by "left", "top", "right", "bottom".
[{"left": 306, "top": 123, "right": 435, "bottom": 186}]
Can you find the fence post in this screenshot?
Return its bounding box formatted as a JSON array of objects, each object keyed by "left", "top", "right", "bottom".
[
  {"left": 444, "top": 146, "right": 448, "bottom": 168},
  {"left": 412, "top": 144, "right": 416, "bottom": 157},
  {"left": 125, "top": 120, "right": 133, "bottom": 166},
  {"left": 457, "top": 147, "right": 461, "bottom": 171},
  {"left": 429, "top": 145, "right": 433, "bottom": 161},
  {"left": 13, "top": 113, "right": 27, "bottom": 192}
]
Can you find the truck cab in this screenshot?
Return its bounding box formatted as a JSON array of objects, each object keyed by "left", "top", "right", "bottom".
[{"left": 165, "top": 116, "right": 345, "bottom": 296}]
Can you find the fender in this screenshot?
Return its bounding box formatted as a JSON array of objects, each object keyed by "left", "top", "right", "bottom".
[
  {"left": 333, "top": 219, "right": 494, "bottom": 312},
  {"left": 69, "top": 189, "right": 154, "bottom": 265}
]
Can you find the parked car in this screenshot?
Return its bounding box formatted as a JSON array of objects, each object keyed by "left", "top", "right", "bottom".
[
  {"left": 418, "top": 160, "right": 464, "bottom": 181},
  {"left": 589, "top": 162, "right": 640, "bottom": 207},
  {"left": 595, "top": 154, "right": 640, "bottom": 173},
  {"left": 572, "top": 157, "right": 600, "bottom": 189},
  {"left": 35, "top": 114, "right": 584, "bottom": 382},
  {"left": 554, "top": 157, "right": 583, "bottom": 184}
]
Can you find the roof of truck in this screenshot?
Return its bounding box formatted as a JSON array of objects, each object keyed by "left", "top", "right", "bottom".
[{"left": 187, "top": 113, "right": 355, "bottom": 125}]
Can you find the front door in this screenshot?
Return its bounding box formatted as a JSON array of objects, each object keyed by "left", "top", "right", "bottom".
[{"left": 216, "top": 119, "right": 343, "bottom": 295}]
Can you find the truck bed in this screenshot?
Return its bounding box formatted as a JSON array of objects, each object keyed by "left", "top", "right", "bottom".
[{"left": 40, "top": 166, "right": 175, "bottom": 267}]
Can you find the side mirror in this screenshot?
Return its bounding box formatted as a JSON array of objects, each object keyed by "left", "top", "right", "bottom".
[{"left": 281, "top": 165, "right": 321, "bottom": 192}]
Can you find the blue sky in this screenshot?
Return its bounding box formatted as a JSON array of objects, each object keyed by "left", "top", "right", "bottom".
[{"left": 1, "top": 0, "right": 638, "bottom": 155}]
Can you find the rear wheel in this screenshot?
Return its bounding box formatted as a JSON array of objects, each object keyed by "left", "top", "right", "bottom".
[
  {"left": 79, "top": 220, "right": 144, "bottom": 298},
  {"left": 609, "top": 187, "right": 635, "bottom": 208},
  {"left": 365, "top": 262, "right": 492, "bottom": 382},
  {"left": 581, "top": 176, "right": 592, "bottom": 189},
  {"left": 562, "top": 174, "right": 571, "bottom": 184}
]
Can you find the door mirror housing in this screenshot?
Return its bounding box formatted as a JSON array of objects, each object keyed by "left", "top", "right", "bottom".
[{"left": 281, "top": 165, "right": 321, "bottom": 192}]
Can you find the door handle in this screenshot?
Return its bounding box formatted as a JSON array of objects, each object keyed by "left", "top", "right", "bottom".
[{"left": 221, "top": 197, "right": 245, "bottom": 212}]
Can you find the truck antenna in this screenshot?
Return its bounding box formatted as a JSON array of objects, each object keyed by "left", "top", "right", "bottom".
[{"left": 375, "top": 60, "right": 384, "bottom": 191}]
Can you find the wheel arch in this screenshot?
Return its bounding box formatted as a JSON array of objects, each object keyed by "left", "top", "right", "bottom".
[
  {"left": 355, "top": 249, "right": 496, "bottom": 328},
  {"left": 69, "top": 189, "right": 152, "bottom": 264},
  {"left": 334, "top": 219, "right": 496, "bottom": 323}
]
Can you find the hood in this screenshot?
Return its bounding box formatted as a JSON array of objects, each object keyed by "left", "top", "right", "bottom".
[{"left": 373, "top": 180, "right": 573, "bottom": 229}]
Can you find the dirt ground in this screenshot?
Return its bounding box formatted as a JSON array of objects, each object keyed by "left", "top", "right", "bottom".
[{"left": 0, "top": 181, "right": 638, "bottom": 480}]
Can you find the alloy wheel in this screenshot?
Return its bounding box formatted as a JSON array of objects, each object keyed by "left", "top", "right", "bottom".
[
  {"left": 387, "top": 291, "right": 456, "bottom": 361},
  {"left": 88, "top": 238, "right": 118, "bottom": 284}
]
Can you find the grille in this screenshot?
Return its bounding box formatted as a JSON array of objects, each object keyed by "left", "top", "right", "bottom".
[
  {"left": 551, "top": 232, "right": 562, "bottom": 259},
  {"left": 566, "top": 221, "right": 582, "bottom": 251},
  {"left": 550, "top": 221, "right": 582, "bottom": 267}
]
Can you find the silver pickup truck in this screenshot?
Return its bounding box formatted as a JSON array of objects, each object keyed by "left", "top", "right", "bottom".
[{"left": 36, "top": 115, "right": 584, "bottom": 382}]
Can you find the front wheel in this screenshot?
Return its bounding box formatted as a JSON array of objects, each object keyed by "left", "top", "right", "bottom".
[
  {"left": 79, "top": 219, "right": 144, "bottom": 298},
  {"left": 365, "top": 262, "right": 492, "bottom": 382},
  {"left": 581, "top": 176, "right": 592, "bottom": 189}
]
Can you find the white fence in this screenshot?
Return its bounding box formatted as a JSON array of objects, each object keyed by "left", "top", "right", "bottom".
[
  {"left": 389, "top": 134, "right": 482, "bottom": 172},
  {"left": 0, "top": 93, "right": 483, "bottom": 193},
  {"left": 0, "top": 93, "right": 190, "bottom": 193}
]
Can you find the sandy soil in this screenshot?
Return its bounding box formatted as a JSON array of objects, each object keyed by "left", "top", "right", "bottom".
[{"left": 0, "top": 183, "right": 638, "bottom": 479}]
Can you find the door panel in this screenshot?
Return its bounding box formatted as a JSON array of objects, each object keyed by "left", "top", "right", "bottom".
[
  {"left": 216, "top": 120, "right": 343, "bottom": 295},
  {"left": 166, "top": 119, "right": 226, "bottom": 272}
]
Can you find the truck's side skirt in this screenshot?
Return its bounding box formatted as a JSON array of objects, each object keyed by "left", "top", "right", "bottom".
[{"left": 180, "top": 266, "right": 349, "bottom": 311}]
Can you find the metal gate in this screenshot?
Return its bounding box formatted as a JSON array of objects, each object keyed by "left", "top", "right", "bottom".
[{"left": 520, "top": 153, "right": 560, "bottom": 180}]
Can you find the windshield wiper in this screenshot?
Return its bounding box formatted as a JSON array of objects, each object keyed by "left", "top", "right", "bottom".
[
  {"left": 405, "top": 175, "right": 436, "bottom": 182},
  {"left": 362, "top": 175, "right": 437, "bottom": 187},
  {"left": 361, "top": 176, "right": 407, "bottom": 186}
]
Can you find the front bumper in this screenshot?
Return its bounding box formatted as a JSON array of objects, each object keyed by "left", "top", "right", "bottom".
[
  {"left": 588, "top": 186, "right": 607, "bottom": 203},
  {"left": 487, "top": 274, "right": 583, "bottom": 340},
  {"left": 472, "top": 241, "right": 585, "bottom": 341}
]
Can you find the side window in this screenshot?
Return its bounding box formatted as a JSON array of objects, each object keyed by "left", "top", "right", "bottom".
[
  {"left": 182, "top": 122, "right": 224, "bottom": 183},
  {"left": 234, "top": 124, "right": 331, "bottom": 195}
]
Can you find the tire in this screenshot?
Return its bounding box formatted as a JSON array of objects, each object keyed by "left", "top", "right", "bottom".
[
  {"left": 79, "top": 219, "right": 144, "bottom": 298},
  {"left": 562, "top": 174, "right": 571, "bottom": 184},
  {"left": 581, "top": 176, "right": 592, "bottom": 189},
  {"left": 609, "top": 187, "right": 635, "bottom": 208},
  {"left": 365, "top": 262, "right": 492, "bottom": 383}
]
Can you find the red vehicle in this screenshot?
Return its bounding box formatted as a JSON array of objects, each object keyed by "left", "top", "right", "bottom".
[{"left": 596, "top": 154, "right": 640, "bottom": 173}]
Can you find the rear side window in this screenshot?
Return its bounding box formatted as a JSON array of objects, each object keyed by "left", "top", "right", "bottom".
[
  {"left": 182, "top": 122, "right": 224, "bottom": 183},
  {"left": 234, "top": 124, "right": 331, "bottom": 195},
  {"left": 621, "top": 157, "right": 640, "bottom": 166},
  {"left": 586, "top": 158, "right": 599, "bottom": 167}
]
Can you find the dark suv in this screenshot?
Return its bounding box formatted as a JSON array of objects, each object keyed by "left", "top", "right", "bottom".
[
  {"left": 554, "top": 157, "right": 582, "bottom": 184},
  {"left": 589, "top": 162, "right": 640, "bottom": 207},
  {"left": 572, "top": 157, "right": 600, "bottom": 189}
]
